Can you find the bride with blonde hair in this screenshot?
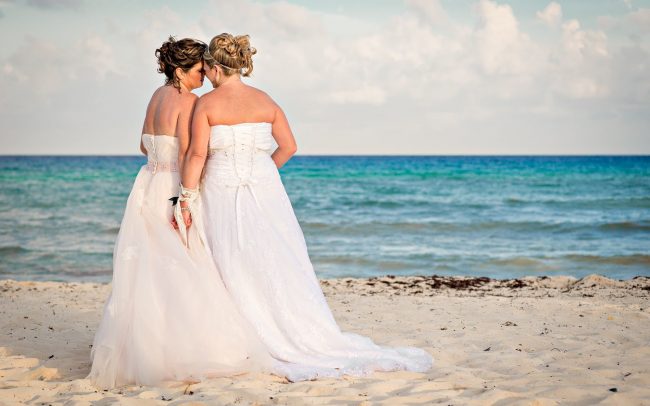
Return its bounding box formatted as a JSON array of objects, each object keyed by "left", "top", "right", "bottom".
[{"left": 178, "top": 33, "right": 432, "bottom": 381}]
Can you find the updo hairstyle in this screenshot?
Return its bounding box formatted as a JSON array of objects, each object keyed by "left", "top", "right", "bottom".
[
  {"left": 155, "top": 36, "right": 207, "bottom": 90},
  {"left": 203, "top": 33, "right": 256, "bottom": 77}
]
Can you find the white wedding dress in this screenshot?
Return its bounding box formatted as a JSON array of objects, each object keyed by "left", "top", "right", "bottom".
[
  {"left": 200, "top": 122, "right": 433, "bottom": 381},
  {"left": 88, "top": 134, "right": 274, "bottom": 389}
]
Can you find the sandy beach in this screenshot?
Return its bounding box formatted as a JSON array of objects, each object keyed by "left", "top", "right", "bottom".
[{"left": 0, "top": 274, "right": 649, "bottom": 405}]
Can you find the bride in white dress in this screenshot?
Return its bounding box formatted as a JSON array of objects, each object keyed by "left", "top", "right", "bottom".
[
  {"left": 88, "top": 37, "right": 273, "bottom": 389},
  {"left": 178, "top": 33, "right": 433, "bottom": 381}
]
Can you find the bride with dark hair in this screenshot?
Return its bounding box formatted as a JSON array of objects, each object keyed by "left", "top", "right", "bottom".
[{"left": 88, "top": 36, "right": 273, "bottom": 389}]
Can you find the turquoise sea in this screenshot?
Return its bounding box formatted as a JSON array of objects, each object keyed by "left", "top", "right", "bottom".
[{"left": 0, "top": 156, "right": 648, "bottom": 282}]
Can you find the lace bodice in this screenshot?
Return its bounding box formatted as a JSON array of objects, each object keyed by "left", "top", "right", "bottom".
[
  {"left": 207, "top": 123, "right": 277, "bottom": 183},
  {"left": 141, "top": 134, "right": 179, "bottom": 172},
  {"left": 209, "top": 122, "right": 275, "bottom": 150},
  {"left": 205, "top": 122, "right": 278, "bottom": 249}
]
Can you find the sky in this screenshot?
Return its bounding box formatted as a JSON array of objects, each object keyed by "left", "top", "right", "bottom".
[{"left": 0, "top": 0, "right": 649, "bottom": 155}]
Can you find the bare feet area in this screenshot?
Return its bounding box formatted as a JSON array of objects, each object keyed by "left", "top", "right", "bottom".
[{"left": 1, "top": 275, "right": 649, "bottom": 405}]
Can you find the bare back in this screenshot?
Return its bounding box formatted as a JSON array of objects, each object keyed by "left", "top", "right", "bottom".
[
  {"left": 140, "top": 85, "right": 197, "bottom": 164},
  {"left": 199, "top": 83, "right": 277, "bottom": 126},
  {"left": 142, "top": 85, "right": 197, "bottom": 136},
  {"left": 184, "top": 80, "right": 297, "bottom": 185},
  {"left": 192, "top": 82, "right": 295, "bottom": 165}
]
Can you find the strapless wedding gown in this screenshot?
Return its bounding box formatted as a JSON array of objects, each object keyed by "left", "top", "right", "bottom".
[
  {"left": 200, "top": 123, "right": 433, "bottom": 381},
  {"left": 88, "top": 134, "right": 273, "bottom": 388}
]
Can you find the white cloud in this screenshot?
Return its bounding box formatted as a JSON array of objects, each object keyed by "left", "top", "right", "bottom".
[
  {"left": 474, "top": 0, "right": 536, "bottom": 75},
  {"left": 537, "top": 2, "right": 562, "bottom": 27},
  {"left": 628, "top": 8, "right": 650, "bottom": 31},
  {"left": 1, "top": 34, "right": 123, "bottom": 97},
  {"left": 546, "top": 19, "right": 610, "bottom": 99},
  {"left": 78, "top": 35, "right": 122, "bottom": 78},
  {"left": 562, "top": 19, "right": 608, "bottom": 59},
  {"left": 404, "top": 0, "right": 449, "bottom": 25},
  {"left": 597, "top": 7, "right": 650, "bottom": 40},
  {"left": 328, "top": 85, "right": 386, "bottom": 105},
  {"left": 0, "top": 0, "right": 648, "bottom": 154}
]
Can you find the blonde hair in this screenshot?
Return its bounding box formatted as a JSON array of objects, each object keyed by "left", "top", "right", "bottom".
[{"left": 204, "top": 33, "right": 256, "bottom": 77}]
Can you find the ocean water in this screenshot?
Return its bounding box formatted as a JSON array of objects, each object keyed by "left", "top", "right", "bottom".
[{"left": 0, "top": 156, "right": 648, "bottom": 282}]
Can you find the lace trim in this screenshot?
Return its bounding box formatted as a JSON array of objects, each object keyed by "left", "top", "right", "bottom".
[
  {"left": 146, "top": 161, "right": 178, "bottom": 172},
  {"left": 174, "top": 184, "right": 199, "bottom": 247},
  {"left": 208, "top": 146, "right": 269, "bottom": 156}
]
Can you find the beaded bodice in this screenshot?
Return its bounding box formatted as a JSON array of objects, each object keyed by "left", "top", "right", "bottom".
[
  {"left": 205, "top": 122, "right": 277, "bottom": 249},
  {"left": 206, "top": 122, "right": 276, "bottom": 184},
  {"left": 141, "top": 134, "right": 179, "bottom": 173}
]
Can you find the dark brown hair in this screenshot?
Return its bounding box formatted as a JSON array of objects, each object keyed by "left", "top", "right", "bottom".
[{"left": 155, "top": 36, "right": 206, "bottom": 90}]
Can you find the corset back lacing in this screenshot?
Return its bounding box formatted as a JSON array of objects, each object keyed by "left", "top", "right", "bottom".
[{"left": 230, "top": 128, "right": 262, "bottom": 250}]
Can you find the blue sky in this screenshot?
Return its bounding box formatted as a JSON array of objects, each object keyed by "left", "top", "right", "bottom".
[{"left": 1, "top": 0, "right": 649, "bottom": 154}]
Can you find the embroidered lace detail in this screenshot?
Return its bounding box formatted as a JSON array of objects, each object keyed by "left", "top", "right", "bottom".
[{"left": 146, "top": 161, "right": 178, "bottom": 172}]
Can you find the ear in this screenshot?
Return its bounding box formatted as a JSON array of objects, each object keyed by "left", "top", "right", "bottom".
[{"left": 175, "top": 66, "right": 185, "bottom": 81}]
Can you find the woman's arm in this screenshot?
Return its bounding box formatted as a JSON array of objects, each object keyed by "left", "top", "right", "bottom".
[
  {"left": 176, "top": 94, "right": 199, "bottom": 173},
  {"left": 139, "top": 138, "right": 147, "bottom": 156},
  {"left": 139, "top": 121, "right": 149, "bottom": 156},
  {"left": 173, "top": 98, "right": 210, "bottom": 229},
  {"left": 140, "top": 89, "right": 158, "bottom": 156},
  {"left": 181, "top": 99, "right": 210, "bottom": 190},
  {"left": 270, "top": 105, "right": 297, "bottom": 169}
]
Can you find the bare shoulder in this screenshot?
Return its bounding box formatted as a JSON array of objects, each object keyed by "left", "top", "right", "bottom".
[
  {"left": 151, "top": 85, "right": 166, "bottom": 97},
  {"left": 261, "top": 91, "right": 284, "bottom": 117},
  {"left": 197, "top": 89, "right": 215, "bottom": 102},
  {"left": 195, "top": 91, "right": 215, "bottom": 111},
  {"left": 154, "top": 84, "right": 176, "bottom": 100},
  {"left": 246, "top": 85, "right": 275, "bottom": 103},
  {"left": 248, "top": 86, "right": 282, "bottom": 120},
  {"left": 181, "top": 91, "right": 199, "bottom": 103},
  {"left": 178, "top": 92, "right": 199, "bottom": 112},
  {"left": 147, "top": 86, "right": 165, "bottom": 105}
]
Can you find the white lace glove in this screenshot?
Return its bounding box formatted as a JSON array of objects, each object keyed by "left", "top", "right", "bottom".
[{"left": 174, "top": 184, "right": 199, "bottom": 247}]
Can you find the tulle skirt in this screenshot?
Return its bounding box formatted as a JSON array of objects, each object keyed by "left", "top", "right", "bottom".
[
  {"left": 88, "top": 166, "right": 273, "bottom": 389},
  {"left": 200, "top": 154, "right": 433, "bottom": 382}
]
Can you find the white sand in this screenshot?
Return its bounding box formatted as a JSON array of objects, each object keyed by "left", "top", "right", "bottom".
[{"left": 0, "top": 275, "right": 649, "bottom": 405}]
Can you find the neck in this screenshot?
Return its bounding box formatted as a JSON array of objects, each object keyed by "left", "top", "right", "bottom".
[
  {"left": 179, "top": 82, "right": 192, "bottom": 93},
  {"left": 218, "top": 74, "right": 241, "bottom": 88}
]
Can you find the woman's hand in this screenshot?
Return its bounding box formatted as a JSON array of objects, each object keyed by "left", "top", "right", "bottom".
[
  {"left": 171, "top": 205, "right": 193, "bottom": 229},
  {"left": 181, "top": 209, "right": 192, "bottom": 228}
]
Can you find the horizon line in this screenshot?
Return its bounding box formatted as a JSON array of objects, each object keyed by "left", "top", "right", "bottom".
[{"left": 1, "top": 154, "right": 650, "bottom": 158}]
